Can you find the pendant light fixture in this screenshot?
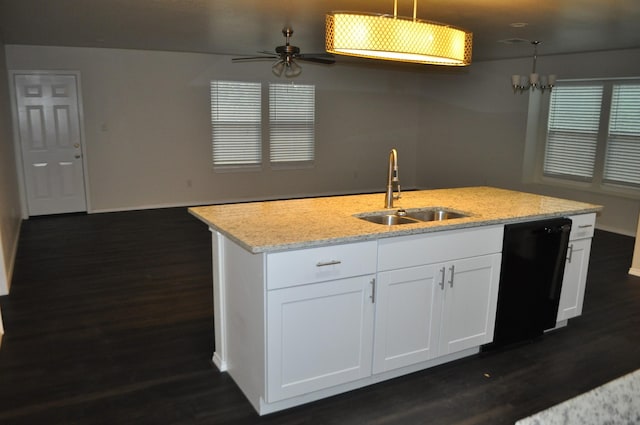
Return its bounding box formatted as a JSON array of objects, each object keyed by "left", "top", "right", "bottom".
[
  {"left": 512, "top": 41, "right": 556, "bottom": 94},
  {"left": 326, "top": 0, "right": 472, "bottom": 66}
]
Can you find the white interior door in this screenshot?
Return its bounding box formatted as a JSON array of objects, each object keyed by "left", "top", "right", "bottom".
[{"left": 14, "top": 73, "right": 87, "bottom": 216}]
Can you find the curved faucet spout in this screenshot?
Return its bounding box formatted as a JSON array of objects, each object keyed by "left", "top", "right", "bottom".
[{"left": 385, "top": 148, "right": 401, "bottom": 208}]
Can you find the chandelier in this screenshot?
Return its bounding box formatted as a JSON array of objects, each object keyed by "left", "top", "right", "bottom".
[
  {"left": 512, "top": 41, "right": 556, "bottom": 94},
  {"left": 326, "top": 0, "right": 472, "bottom": 66}
]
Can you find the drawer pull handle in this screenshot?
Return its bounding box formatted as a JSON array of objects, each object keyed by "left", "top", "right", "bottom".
[
  {"left": 316, "top": 260, "right": 342, "bottom": 267},
  {"left": 578, "top": 224, "right": 593, "bottom": 228}
]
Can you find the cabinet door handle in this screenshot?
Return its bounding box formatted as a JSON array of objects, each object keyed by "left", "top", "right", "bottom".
[
  {"left": 439, "top": 267, "right": 446, "bottom": 290},
  {"left": 567, "top": 244, "right": 574, "bottom": 263},
  {"left": 448, "top": 265, "right": 455, "bottom": 288},
  {"left": 316, "top": 260, "right": 342, "bottom": 267},
  {"left": 578, "top": 224, "right": 593, "bottom": 228},
  {"left": 370, "top": 278, "right": 376, "bottom": 303}
]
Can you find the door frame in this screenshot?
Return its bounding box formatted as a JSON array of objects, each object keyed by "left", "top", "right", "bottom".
[{"left": 9, "top": 70, "right": 92, "bottom": 218}]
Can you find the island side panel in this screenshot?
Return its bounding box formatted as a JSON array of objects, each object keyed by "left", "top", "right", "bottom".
[
  {"left": 210, "top": 230, "right": 227, "bottom": 370},
  {"left": 219, "top": 234, "right": 267, "bottom": 412}
]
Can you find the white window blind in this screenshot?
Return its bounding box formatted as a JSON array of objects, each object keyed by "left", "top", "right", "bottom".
[
  {"left": 269, "top": 83, "right": 315, "bottom": 163},
  {"left": 543, "top": 85, "right": 604, "bottom": 180},
  {"left": 211, "top": 81, "right": 261, "bottom": 167},
  {"left": 604, "top": 84, "right": 640, "bottom": 186}
]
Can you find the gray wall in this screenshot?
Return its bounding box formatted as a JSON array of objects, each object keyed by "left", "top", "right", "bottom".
[
  {"left": 415, "top": 49, "right": 640, "bottom": 235},
  {"left": 5, "top": 45, "right": 424, "bottom": 212},
  {"left": 0, "top": 41, "right": 22, "bottom": 295},
  {"left": 4, "top": 44, "right": 640, "bottom": 237}
]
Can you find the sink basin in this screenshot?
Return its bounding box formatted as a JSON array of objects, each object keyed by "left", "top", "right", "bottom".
[
  {"left": 355, "top": 207, "right": 469, "bottom": 226},
  {"left": 358, "top": 214, "right": 419, "bottom": 225},
  {"left": 404, "top": 209, "right": 467, "bottom": 222}
]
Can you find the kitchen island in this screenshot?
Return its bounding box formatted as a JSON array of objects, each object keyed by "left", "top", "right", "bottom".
[{"left": 189, "top": 186, "right": 602, "bottom": 415}]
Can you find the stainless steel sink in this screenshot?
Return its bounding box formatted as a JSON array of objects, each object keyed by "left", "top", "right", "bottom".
[
  {"left": 357, "top": 213, "right": 419, "bottom": 225},
  {"left": 404, "top": 209, "right": 467, "bottom": 222},
  {"left": 355, "top": 207, "right": 469, "bottom": 225}
]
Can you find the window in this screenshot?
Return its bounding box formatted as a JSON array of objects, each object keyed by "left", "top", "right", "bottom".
[
  {"left": 542, "top": 79, "right": 640, "bottom": 192},
  {"left": 210, "top": 80, "right": 315, "bottom": 169},
  {"left": 210, "top": 81, "right": 262, "bottom": 167},
  {"left": 544, "top": 85, "right": 603, "bottom": 181},
  {"left": 269, "top": 83, "right": 315, "bottom": 164},
  {"left": 604, "top": 85, "right": 640, "bottom": 186}
]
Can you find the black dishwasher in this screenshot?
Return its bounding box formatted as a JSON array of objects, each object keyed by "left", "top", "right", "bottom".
[{"left": 484, "top": 217, "right": 572, "bottom": 350}]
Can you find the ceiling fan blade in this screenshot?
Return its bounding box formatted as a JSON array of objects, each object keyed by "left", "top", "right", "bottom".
[
  {"left": 296, "top": 54, "right": 336, "bottom": 65},
  {"left": 232, "top": 55, "right": 278, "bottom": 62}
]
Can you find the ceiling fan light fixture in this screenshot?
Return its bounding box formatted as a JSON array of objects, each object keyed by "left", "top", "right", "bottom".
[
  {"left": 284, "top": 60, "right": 302, "bottom": 78},
  {"left": 272, "top": 60, "right": 285, "bottom": 77},
  {"left": 326, "top": 1, "right": 472, "bottom": 66},
  {"left": 235, "top": 27, "right": 335, "bottom": 77}
]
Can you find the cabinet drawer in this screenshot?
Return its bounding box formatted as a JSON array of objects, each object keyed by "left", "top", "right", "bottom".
[
  {"left": 267, "top": 241, "right": 377, "bottom": 289},
  {"left": 378, "top": 225, "right": 504, "bottom": 271},
  {"left": 569, "top": 213, "right": 596, "bottom": 240}
]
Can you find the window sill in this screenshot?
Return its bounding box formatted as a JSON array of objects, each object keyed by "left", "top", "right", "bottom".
[{"left": 213, "top": 165, "right": 263, "bottom": 173}]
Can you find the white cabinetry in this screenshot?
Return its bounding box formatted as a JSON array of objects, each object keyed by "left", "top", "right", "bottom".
[
  {"left": 267, "top": 275, "right": 375, "bottom": 402},
  {"left": 557, "top": 213, "right": 596, "bottom": 322},
  {"left": 266, "top": 241, "right": 377, "bottom": 403},
  {"left": 209, "top": 217, "right": 595, "bottom": 415},
  {"left": 373, "top": 226, "right": 503, "bottom": 373},
  {"left": 374, "top": 264, "right": 440, "bottom": 372},
  {"left": 438, "top": 254, "right": 502, "bottom": 356}
]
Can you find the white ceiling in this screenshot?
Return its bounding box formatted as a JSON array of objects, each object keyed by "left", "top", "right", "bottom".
[{"left": 1, "top": 0, "right": 640, "bottom": 64}]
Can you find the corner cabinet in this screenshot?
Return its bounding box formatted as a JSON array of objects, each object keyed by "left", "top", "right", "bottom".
[{"left": 557, "top": 213, "right": 596, "bottom": 322}]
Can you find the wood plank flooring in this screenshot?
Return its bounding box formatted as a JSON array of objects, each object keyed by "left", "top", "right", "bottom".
[{"left": 0, "top": 208, "right": 638, "bottom": 424}]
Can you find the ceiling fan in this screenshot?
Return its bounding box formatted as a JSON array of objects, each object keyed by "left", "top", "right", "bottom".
[{"left": 232, "top": 27, "right": 336, "bottom": 78}]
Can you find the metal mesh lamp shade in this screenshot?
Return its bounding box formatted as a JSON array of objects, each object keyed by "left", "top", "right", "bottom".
[{"left": 326, "top": 12, "right": 472, "bottom": 66}]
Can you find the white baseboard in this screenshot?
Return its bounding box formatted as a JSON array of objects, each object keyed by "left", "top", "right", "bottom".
[
  {"left": 89, "top": 200, "right": 202, "bottom": 214},
  {"left": 595, "top": 223, "right": 636, "bottom": 237}
]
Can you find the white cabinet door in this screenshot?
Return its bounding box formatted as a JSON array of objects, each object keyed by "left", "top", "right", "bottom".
[
  {"left": 266, "top": 275, "right": 375, "bottom": 402},
  {"left": 373, "top": 265, "right": 442, "bottom": 373},
  {"left": 557, "top": 238, "right": 591, "bottom": 321},
  {"left": 438, "top": 254, "right": 501, "bottom": 357},
  {"left": 373, "top": 253, "right": 501, "bottom": 372}
]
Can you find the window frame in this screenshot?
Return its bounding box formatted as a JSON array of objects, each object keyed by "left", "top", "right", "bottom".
[{"left": 210, "top": 80, "right": 316, "bottom": 172}]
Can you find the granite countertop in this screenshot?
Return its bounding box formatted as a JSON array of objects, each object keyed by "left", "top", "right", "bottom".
[
  {"left": 188, "top": 186, "right": 602, "bottom": 253},
  {"left": 515, "top": 368, "right": 640, "bottom": 425}
]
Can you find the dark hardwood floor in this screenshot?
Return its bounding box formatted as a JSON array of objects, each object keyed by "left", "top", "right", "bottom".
[{"left": 0, "top": 208, "right": 638, "bottom": 425}]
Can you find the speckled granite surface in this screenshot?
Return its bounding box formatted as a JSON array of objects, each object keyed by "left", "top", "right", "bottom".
[
  {"left": 189, "top": 186, "right": 602, "bottom": 253},
  {"left": 515, "top": 369, "right": 640, "bottom": 425}
]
